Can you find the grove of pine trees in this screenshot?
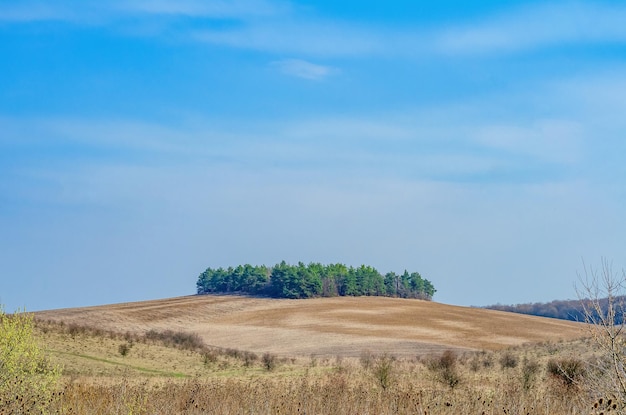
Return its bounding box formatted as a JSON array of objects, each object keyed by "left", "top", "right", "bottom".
[{"left": 196, "top": 261, "right": 436, "bottom": 300}]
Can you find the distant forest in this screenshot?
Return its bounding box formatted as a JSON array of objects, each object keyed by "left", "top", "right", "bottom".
[
  {"left": 196, "top": 261, "right": 436, "bottom": 300},
  {"left": 486, "top": 297, "right": 625, "bottom": 324}
]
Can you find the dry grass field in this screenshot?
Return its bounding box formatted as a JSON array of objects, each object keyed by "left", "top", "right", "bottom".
[
  {"left": 13, "top": 295, "right": 612, "bottom": 414},
  {"left": 35, "top": 294, "right": 585, "bottom": 357}
]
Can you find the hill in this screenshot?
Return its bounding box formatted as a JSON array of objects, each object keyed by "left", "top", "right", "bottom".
[
  {"left": 35, "top": 294, "right": 586, "bottom": 357},
  {"left": 486, "top": 297, "right": 625, "bottom": 324}
]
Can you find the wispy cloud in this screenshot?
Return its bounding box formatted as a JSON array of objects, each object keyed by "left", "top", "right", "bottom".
[
  {"left": 115, "top": 0, "right": 288, "bottom": 18},
  {"left": 472, "top": 120, "right": 584, "bottom": 164},
  {"left": 3, "top": 1, "right": 626, "bottom": 58},
  {"left": 194, "top": 19, "right": 383, "bottom": 57},
  {"left": 185, "top": 1, "right": 626, "bottom": 57},
  {"left": 0, "top": 0, "right": 287, "bottom": 23},
  {"left": 3, "top": 68, "right": 626, "bottom": 196},
  {"left": 271, "top": 58, "right": 338, "bottom": 80},
  {"left": 433, "top": 2, "right": 626, "bottom": 55},
  {"left": 0, "top": 3, "right": 94, "bottom": 23}
]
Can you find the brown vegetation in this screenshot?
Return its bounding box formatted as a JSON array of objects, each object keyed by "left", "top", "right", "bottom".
[
  {"left": 35, "top": 295, "right": 585, "bottom": 357},
  {"left": 29, "top": 319, "right": 605, "bottom": 414},
  {"left": 18, "top": 295, "right": 607, "bottom": 414}
]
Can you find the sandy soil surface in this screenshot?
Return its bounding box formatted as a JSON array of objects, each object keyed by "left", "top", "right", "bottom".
[{"left": 35, "top": 295, "right": 587, "bottom": 357}]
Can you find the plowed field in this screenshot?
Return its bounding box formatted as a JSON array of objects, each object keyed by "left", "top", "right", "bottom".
[{"left": 36, "top": 295, "right": 586, "bottom": 357}]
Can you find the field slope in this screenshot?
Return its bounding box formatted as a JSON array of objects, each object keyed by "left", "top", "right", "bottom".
[{"left": 35, "top": 295, "right": 586, "bottom": 357}]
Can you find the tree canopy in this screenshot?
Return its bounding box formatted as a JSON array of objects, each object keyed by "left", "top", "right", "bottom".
[
  {"left": 197, "top": 262, "right": 436, "bottom": 300},
  {"left": 486, "top": 297, "right": 625, "bottom": 324}
]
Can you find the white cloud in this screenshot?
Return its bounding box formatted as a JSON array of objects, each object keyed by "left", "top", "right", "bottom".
[
  {"left": 188, "top": 1, "right": 626, "bottom": 57},
  {"left": 194, "top": 19, "right": 383, "bottom": 57},
  {"left": 472, "top": 120, "right": 584, "bottom": 164},
  {"left": 0, "top": 4, "right": 62, "bottom": 22},
  {"left": 434, "top": 2, "right": 626, "bottom": 55},
  {"left": 115, "top": 0, "right": 288, "bottom": 18},
  {"left": 0, "top": 3, "right": 97, "bottom": 23},
  {"left": 271, "top": 58, "right": 338, "bottom": 80},
  {"left": 3, "top": 1, "right": 626, "bottom": 58},
  {"left": 3, "top": 69, "right": 626, "bottom": 196},
  {"left": 0, "top": 0, "right": 288, "bottom": 23}
]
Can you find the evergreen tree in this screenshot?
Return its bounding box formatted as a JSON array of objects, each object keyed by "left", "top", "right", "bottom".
[{"left": 197, "top": 261, "right": 435, "bottom": 300}]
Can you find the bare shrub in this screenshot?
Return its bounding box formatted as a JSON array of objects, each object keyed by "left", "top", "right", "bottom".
[
  {"left": 372, "top": 354, "right": 395, "bottom": 390},
  {"left": 521, "top": 358, "right": 541, "bottom": 390},
  {"left": 333, "top": 355, "right": 347, "bottom": 373},
  {"left": 243, "top": 351, "right": 258, "bottom": 367},
  {"left": 469, "top": 357, "right": 481, "bottom": 372},
  {"left": 67, "top": 323, "right": 82, "bottom": 338},
  {"left": 426, "top": 350, "right": 461, "bottom": 388},
  {"left": 123, "top": 331, "right": 138, "bottom": 343},
  {"left": 467, "top": 351, "right": 493, "bottom": 372},
  {"left": 144, "top": 329, "right": 205, "bottom": 351},
  {"left": 360, "top": 349, "right": 374, "bottom": 371},
  {"left": 577, "top": 258, "right": 626, "bottom": 401},
  {"left": 482, "top": 353, "right": 494, "bottom": 368},
  {"left": 499, "top": 351, "right": 518, "bottom": 369},
  {"left": 547, "top": 358, "right": 585, "bottom": 388},
  {"left": 469, "top": 355, "right": 481, "bottom": 372},
  {"left": 224, "top": 348, "right": 244, "bottom": 359},
  {"left": 262, "top": 352, "right": 278, "bottom": 371},
  {"left": 202, "top": 350, "right": 218, "bottom": 366},
  {"left": 118, "top": 342, "right": 131, "bottom": 357}
]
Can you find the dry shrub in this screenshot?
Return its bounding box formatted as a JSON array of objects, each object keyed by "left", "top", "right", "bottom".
[
  {"left": 243, "top": 351, "right": 258, "bottom": 367},
  {"left": 521, "top": 357, "right": 541, "bottom": 391},
  {"left": 201, "top": 349, "right": 218, "bottom": 366},
  {"left": 144, "top": 329, "right": 205, "bottom": 351},
  {"left": 360, "top": 349, "right": 374, "bottom": 370},
  {"left": 468, "top": 351, "right": 494, "bottom": 372},
  {"left": 372, "top": 353, "right": 395, "bottom": 390},
  {"left": 577, "top": 259, "right": 626, "bottom": 405},
  {"left": 224, "top": 348, "right": 244, "bottom": 359},
  {"left": 67, "top": 323, "right": 82, "bottom": 338},
  {"left": 426, "top": 350, "right": 461, "bottom": 389},
  {"left": 118, "top": 342, "right": 131, "bottom": 357},
  {"left": 47, "top": 367, "right": 593, "bottom": 415},
  {"left": 262, "top": 352, "right": 278, "bottom": 371},
  {"left": 38, "top": 342, "right": 614, "bottom": 415},
  {"left": 469, "top": 355, "right": 482, "bottom": 372},
  {"left": 499, "top": 351, "right": 518, "bottom": 369},
  {"left": 482, "top": 352, "right": 495, "bottom": 368},
  {"left": 547, "top": 357, "right": 586, "bottom": 388}
]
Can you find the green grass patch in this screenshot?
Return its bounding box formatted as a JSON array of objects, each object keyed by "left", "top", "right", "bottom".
[{"left": 48, "top": 349, "right": 188, "bottom": 378}]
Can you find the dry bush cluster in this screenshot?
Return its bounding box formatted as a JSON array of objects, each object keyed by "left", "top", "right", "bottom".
[
  {"left": 35, "top": 319, "right": 281, "bottom": 373},
  {"left": 23, "top": 315, "right": 616, "bottom": 415},
  {"left": 144, "top": 329, "right": 204, "bottom": 351},
  {"left": 23, "top": 344, "right": 606, "bottom": 415},
  {"left": 424, "top": 350, "right": 461, "bottom": 389},
  {"left": 18, "top": 330, "right": 615, "bottom": 415}
]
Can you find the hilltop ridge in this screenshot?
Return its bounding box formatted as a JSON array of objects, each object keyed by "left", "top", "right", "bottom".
[{"left": 35, "top": 294, "right": 586, "bottom": 357}]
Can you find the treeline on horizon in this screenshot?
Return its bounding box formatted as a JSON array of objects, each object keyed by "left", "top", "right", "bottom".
[
  {"left": 196, "top": 261, "right": 436, "bottom": 300},
  {"left": 486, "top": 296, "right": 625, "bottom": 324}
]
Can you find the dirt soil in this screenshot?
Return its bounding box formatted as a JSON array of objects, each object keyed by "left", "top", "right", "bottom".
[{"left": 35, "top": 295, "right": 587, "bottom": 357}]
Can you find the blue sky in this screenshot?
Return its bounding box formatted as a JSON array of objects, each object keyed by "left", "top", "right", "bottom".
[{"left": 1, "top": 0, "right": 625, "bottom": 312}]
